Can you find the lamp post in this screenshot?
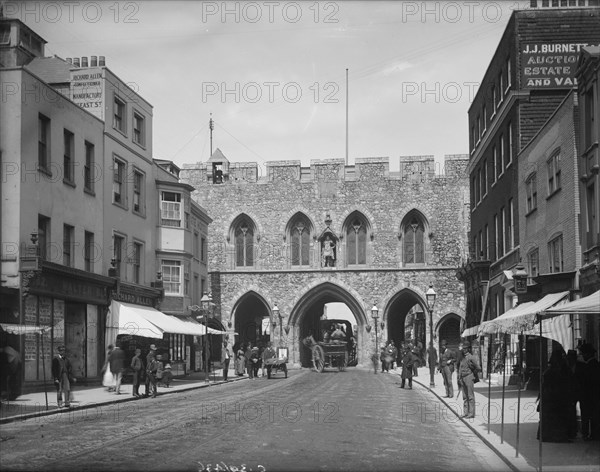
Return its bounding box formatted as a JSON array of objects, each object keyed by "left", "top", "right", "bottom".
[
  {"left": 426, "top": 284, "right": 437, "bottom": 388},
  {"left": 372, "top": 304, "right": 379, "bottom": 372},
  {"left": 193, "top": 292, "right": 214, "bottom": 383}
]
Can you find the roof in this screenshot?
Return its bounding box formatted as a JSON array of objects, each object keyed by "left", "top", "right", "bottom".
[
  {"left": 207, "top": 148, "right": 229, "bottom": 164},
  {"left": 25, "top": 56, "right": 71, "bottom": 83}
]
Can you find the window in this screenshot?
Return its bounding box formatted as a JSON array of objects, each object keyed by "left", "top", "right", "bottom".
[
  {"left": 184, "top": 263, "right": 190, "bottom": 296},
  {"left": 113, "top": 158, "right": 126, "bottom": 205},
  {"left": 499, "top": 72, "right": 504, "bottom": 103},
  {"left": 493, "top": 145, "right": 498, "bottom": 183},
  {"left": 133, "top": 112, "right": 145, "bottom": 146},
  {"left": 527, "top": 248, "right": 539, "bottom": 281},
  {"left": 113, "top": 96, "right": 126, "bottom": 133},
  {"left": 201, "top": 237, "right": 207, "bottom": 263},
  {"left": 506, "top": 58, "right": 511, "bottom": 90},
  {"left": 193, "top": 232, "right": 199, "bottom": 259},
  {"left": 161, "top": 192, "right": 182, "bottom": 227},
  {"left": 63, "top": 129, "right": 74, "bottom": 183},
  {"left": 478, "top": 230, "right": 483, "bottom": 259},
  {"left": 475, "top": 170, "right": 481, "bottom": 203},
  {"left": 584, "top": 86, "right": 595, "bottom": 149},
  {"left": 492, "top": 86, "right": 497, "bottom": 113},
  {"left": 63, "top": 224, "right": 74, "bottom": 267},
  {"left": 481, "top": 160, "right": 487, "bottom": 197},
  {"left": 162, "top": 260, "right": 182, "bottom": 294},
  {"left": 234, "top": 217, "right": 254, "bottom": 267},
  {"left": 347, "top": 216, "right": 368, "bottom": 265},
  {"left": 547, "top": 151, "right": 561, "bottom": 194},
  {"left": 526, "top": 173, "right": 537, "bottom": 213},
  {"left": 38, "top": 215, "right": 50, "bottom": 261},
  {"left": 498, "top": 208, "right": 505, "bottom": 258},
  {"left": 114, "top": 234, "right": 125, "bottom": 279},
  {"left": 493, "top": 214, "right": 498, "bottom": 261},
  {"left": 507, "top": 123, "right": 513, "bottom": 165},
  {"left": 501, "top": 134, "right": 507, "bottom": 170},
  {"left": 84, "top": 231, "right": 94, "bottom": 272},
  {"left": 586, "top": 183, "right": 597, "bottom": 245},
  {"left": 0, "top": 24, "right": 10, "bottom": 44},
  {"left": 507, "top": 199, "right": 514, "bottom": 251},
  {"left": 403, "top": 214, "right": 425, "bottom": 264},
  {"left": 290, "top": 214, "right": 311, "bottom": 266},
  {"left": 38, "top": 114, "right": 50, "bottom": 170},
  {"left": 133, "top": 170, "right": 144, "bottom": 214},
  {"left": 484, "top": 224, "right": 489, "bottom": 259},
  {"left": 482, "top": 105, "right": 487, "bottom": 133},
  {"left": 84, "top": 141, "right": 95, "bottom": 193},
  {"left": 471, "top": 125, "right": 476, "bottom": 150},
  {"left": 548, "top": 235, "right": 563, "bottom": 273},
  {"left": 477, "top": 115, "right": 481, "bottom": 140},
  {"left": 133, "top": 242, "right": 142, "bottom": 284}
]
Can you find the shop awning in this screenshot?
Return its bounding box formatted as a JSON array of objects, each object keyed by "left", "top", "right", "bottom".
[
  {"left": 478, "top": 291, "right": 572, "bottom": 350},
  {"left": 538, "top": 290, "right": 600, "bottom": 319},
  {"left": 461, "top": 325, "right": 481, "bottom": 338},
  {"left": 0, "top": 323, "right": 52, "bottom": 335},
  {"left": 106, "top": 301, "right": 210, "bottom": 342},
  {"left": 184, "top": 317, "right": 227, "bottom": 335}
]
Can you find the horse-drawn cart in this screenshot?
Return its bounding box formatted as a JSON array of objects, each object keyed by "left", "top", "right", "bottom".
[
  {"left": 304, "top": 337, "right": 349, "bottom": 373},
  {"left": 264, "top": 357, "right": 288, "bottom": 378}
]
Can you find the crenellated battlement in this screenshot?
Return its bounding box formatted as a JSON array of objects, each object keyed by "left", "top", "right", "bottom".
[{"left": 180, "top": 151, "right": 468, "bottom": 187}]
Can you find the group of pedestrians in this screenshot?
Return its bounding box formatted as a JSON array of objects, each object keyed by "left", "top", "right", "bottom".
[
  {"left": 539, "top": 342, "right": 600, "bottom": 442},
  {"left": 100, "top": 343, "right": 172, "bottom": 399},
  {"left": 229, "top": 341, "right": 277, "bottom": 380}
]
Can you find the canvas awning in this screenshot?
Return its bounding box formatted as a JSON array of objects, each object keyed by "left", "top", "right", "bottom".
[
  {"left": 461, "top": 325, "right": 481, "bottom": 338},
  {"left": 538, "top": 290, "right": 600, "bottom": 319},
  {"left": 106, "top": 301, "right": 210, "bottom": 346},
  {"left": 0, "top": 323, "right": 52, "bottom": 335},
  {"left": 479, "top": 291, "right": 572, "bottom": 350}
]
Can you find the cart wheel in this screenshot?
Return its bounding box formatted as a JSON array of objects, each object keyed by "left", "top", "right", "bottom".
[
  {"left": 313, "top": 345, "right": 325, "bottom": 373},
  {"left": 338, "top": 351, "right": 348, "bottom": 371}
]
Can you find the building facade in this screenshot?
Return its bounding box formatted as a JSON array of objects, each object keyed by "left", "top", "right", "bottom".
[
  {"left": 182, "top": 152, "right": 469, "bottom": 367},
  {"left": 459, "top": 6, "right": 600, "bottom": 340}
]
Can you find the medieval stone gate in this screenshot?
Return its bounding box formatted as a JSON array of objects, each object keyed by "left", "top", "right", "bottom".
[{"left": 182, "top": 153, "right": 469, "bottom": 367}]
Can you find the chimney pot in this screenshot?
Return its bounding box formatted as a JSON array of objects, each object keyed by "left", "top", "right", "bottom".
[
  {"left": 90, "top": 56, "right": 97, "bottom": 67},
  {"left": 81, "top": 57, "right": 88, "bottom": 67},
  {"left": 99, "top": 56, "right": 106, "bottom": 67},
  {"left": 73, "top": 57, "right": 80, "bottom": 67}
]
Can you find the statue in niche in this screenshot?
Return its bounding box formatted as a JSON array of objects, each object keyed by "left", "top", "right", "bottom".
[{"left": 322, "top": 236, "right": 336, "bottom": 267}]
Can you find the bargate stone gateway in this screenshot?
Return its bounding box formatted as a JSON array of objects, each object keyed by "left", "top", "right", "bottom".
[{"left": 182, "top": 153, "right": 469, "bottom": 367}]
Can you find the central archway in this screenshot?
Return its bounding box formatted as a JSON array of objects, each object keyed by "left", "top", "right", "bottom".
[
  {"left": 289, "top": 282, "right": 366, "bottom": 367},
  {"left": 384, "top": 289, "right": 427, "bottom": 359}
]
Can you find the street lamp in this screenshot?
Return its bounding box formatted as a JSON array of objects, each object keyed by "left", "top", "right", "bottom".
[
  {"left": 272, "top": 303, "right": 282, "bottom": 346},
  {"left": 372, "top": 304, "right": 379, "bottom": 373},
  {"left": 426, "top": 284, "right": 437, "bottom": 387},
  {"left": 192, "top": 292, "right": 214, "bottom": 383}
]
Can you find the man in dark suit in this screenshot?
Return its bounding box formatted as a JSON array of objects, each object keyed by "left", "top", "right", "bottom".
[
  {"left": 52, "top": 345, "right": 74, "bottom": 408},
  {"left": 109, "top": 343, "right": 126, "bottom": 395},
  {"left": 439, "top": 340, "right": 456, "bottom": 398},
  {"left": 457, "top": 341, "right": 481, "bottom": 418},
  {"left": 221, "top": 341, "right": 232, "bottom": 381}
]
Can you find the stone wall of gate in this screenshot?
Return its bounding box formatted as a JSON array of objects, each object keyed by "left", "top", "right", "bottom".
[{"left": 181, "top": 154, "right": 470, "bottom": 364}]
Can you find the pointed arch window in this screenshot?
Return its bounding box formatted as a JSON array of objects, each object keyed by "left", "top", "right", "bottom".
[
  {"left": 290, "top": 215, "right": 311, "bottom": 266},
  {"left": 403, "top": 215, "right": 425, "bottom": 264},
  {"left": 347, "top": 217, "right": 367, "bottom": 265},
  {"left": 235, "top": 218, "right": 254, "bottom": 267}
]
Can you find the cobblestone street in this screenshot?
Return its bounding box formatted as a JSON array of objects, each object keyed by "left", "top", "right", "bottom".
[{"left": 0, "top": 369, "right": 508, "bottom": 472}]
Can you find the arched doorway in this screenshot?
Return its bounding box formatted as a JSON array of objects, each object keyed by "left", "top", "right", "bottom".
[
  {"left": 289, "top": 283, "right": 365, "bottom": 367},
  {"left": 231, "top": 292, "right": 271, "bottom": 351},
  {"left": 437, "top": 314, "right": 461, "bottom": 352},
  {"left": 385, "top": 289, "right": 427, "bottom": 356}
]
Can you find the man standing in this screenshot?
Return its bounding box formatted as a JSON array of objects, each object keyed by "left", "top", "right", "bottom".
[
  {"left": 457, "top": 341, "right": 481, "bottom": 418},
  {"left": 221, "top": 341, "right": 232, "bottom": 382},
  {"left": 578, "top": 342, "right": 600, "bottom": 440},
  {"left": 109, "top": 343, "right": 126, "bottom": 395},
  {"left": 262, "top": 341, "right": 276, "bottom": 378},
  {"left": 130, "top": 348, "right": 143, "bottom": 398},
  {"left": 145, "top": 345, "right": 158, "bottom": 398},
  {"left": 439, "top": 340, "right": 456, "bottom": 398},
  {"left": 52, "top": 345, "right": 74, "bottom": 408}
]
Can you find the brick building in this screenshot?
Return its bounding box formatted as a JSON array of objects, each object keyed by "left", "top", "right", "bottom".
[
  {"left": 458, "top": 6, "right": 600, "bottom": 344},
  {"left": 182, "top": 153, "right": 469, "bottom": 368}
]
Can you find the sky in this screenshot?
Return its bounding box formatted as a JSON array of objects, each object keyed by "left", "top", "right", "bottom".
[{"left": 9, "top": 1, "right": 531, "bottom": 173}]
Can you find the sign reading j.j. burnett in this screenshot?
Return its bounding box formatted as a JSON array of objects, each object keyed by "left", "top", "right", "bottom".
[{"left": 520, "top": 42, "right": 598, "bottom": 89}]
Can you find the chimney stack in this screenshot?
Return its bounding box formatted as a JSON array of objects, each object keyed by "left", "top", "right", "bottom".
[
  {"left": 73, "top": 57, "right": 80, "bottom": 67},
  {"left": 66, "top": 57, "right": 72, "bottom": 64},
  {"left": 90, "top": 56, "right": 97, "bottom": 67},
  {"left": 81, "top": 57, "right": 88, "bottom": 67},
  {"left": 99, "top": 56, "right": 106, "bottom": 67}
]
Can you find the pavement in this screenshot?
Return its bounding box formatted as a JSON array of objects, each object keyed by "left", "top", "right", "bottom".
[{"left": 1, "top": 366, "right": 599, "bottom": 472}]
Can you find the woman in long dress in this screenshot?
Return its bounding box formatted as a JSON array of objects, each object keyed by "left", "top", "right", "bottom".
[
  {"left": 235, "top": 344, "right": 246, "bottom": 376},
  {"left": 102, "top": 344, "right": 115, "bottom": 391}
]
